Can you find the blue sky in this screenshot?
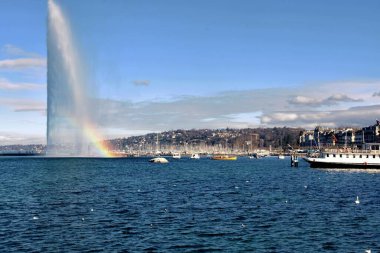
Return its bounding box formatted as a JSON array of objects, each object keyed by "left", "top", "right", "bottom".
[{"left": 1, "top": 0, "right": 380, "bottom": 144}]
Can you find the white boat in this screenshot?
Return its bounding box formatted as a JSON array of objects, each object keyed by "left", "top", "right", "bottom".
[
  {"left": 253, "top": 149, "right": 270, "bottom": 158},
  {"left": 172, "top": 153, "right": 181, "bottom": 159},
  {"left": 190, "top": 153, "right": 200, "bottom": 159},
  {"left": 304, "top": 143, "right": 380, "bottom": 168},
  {"left": 278, "top": 154, "right": 285, "bottom": 159},
  {"left": 149, "top": 157, "right": 169, "bottom": 163}
]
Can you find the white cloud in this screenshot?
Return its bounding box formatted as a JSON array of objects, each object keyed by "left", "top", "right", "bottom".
[
  {"left": 88, "top": 80, "right": 380, "bottom": 132},
  {"left": 0, "top": 132, "right": 45, "bottom": 145},
  {"left": 261, "top": 112, "right": 299, "bottom": 123},
  {"left": 288, "top": 96, "right": 320, "bottom": 105},
  {"left": 92, "top": 88, "right": 292, "bottom": 131},
  {"left": 132, "top": 80, "right": 150, "bottom": 86},
  {"left": 325, "top": 94, "right": 363, "bottom": 104},
  {"left": 0, "top": 78, "right": 45, "bottom": 90},
  {"left": 201, "top": 118, "right": 217, "bottom": 122},
  {"left": 226, "top": 112, "right": 262, "bottom": 124},
  {"left": 0, "top": 98, "right": 46, "bottom": 112},
  {"left": 288, "top": 94, "right": 363, "bottom": 106},
  {"left": 1, "top": 44, "right": 41, "bottom": 58},
  {"left": 1, "top": 79, "right": 379, "bottom": 142},
  {"left": 259, "top": 105, "right": 380, "bottom": 128},
  {"left": 0, "top": 58, "right": 46, "bottom": 69}
]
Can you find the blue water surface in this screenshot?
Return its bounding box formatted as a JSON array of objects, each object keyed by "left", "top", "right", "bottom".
[{"left": 0, "top": 157, "right": 379, "bottom": 252}]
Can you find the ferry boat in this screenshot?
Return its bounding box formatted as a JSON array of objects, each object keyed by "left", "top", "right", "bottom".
[
  {"left": 211, "top": 155, "right": 237, "bottom": 161},
  {"left": 304, "top": 143, "right": 380, "bottom": 168}
]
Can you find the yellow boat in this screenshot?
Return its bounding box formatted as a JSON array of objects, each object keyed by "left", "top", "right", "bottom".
[{"left": 211, "top": 155, "right": 237, "bottom": 161}]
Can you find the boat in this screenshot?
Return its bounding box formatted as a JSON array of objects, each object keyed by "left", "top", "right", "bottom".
[
  {"left": 211, "top": 155, "right": 237, "bottom": 161},
  {"left": 172, "top": 153, "right": 181, "bottom": 159},
  {"left": 278, "top": 154, "right": 285, "bottom": 159},
  {"left": 149, "top": 157, "right": 169, "bottom": 163},
  {"left": 190, "top": 153, "right": 200, "bottom": 159},
  {"left": 304, "top": 143, "right": 380, "bottom": 168},
  {"left": 253, "top": 149, "right": 270, "bottom": 158}
]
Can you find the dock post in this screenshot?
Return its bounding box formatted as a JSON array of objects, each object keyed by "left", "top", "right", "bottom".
[{"left": 291, "top": 154, "right": 299, "bottom": 167}]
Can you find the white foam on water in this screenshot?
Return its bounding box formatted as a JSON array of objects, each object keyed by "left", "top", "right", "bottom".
[{"left": 355, "top": 196, "right": 360, "bottom": 204}]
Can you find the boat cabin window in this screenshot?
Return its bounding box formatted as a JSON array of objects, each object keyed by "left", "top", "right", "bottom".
[
  {"left": 359, "top": 155, "right": 362, "bottom": 158},
  {"left": 326, "top": 154, "right": 329, "bottom": 157},
  {"left": 346, "top": 154, "right": 349, "bottom": 158},
  {"left": 353, "top": 155, "right": 356, "bottom": 158},
  {"left": 333, "top": 154, "right": 336, "bottom": 158},
  {"left": 366, "top": 155, "right": 369, "bottom": 158},
  {"left": 339, "top": 154, "right": 343, "bottom": 158}
]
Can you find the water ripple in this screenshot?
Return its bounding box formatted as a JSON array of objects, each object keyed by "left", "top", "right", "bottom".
[{"left": 0, "top": 157, "right": 379, "bottom": 252}]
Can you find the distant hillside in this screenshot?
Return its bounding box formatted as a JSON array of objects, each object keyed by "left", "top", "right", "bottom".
[{"left": 108, "top": 127, "right": 304, "bottom": 152}]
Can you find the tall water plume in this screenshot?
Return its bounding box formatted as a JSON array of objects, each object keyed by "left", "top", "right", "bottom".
[{"left": 47, "top": 0, "right": 110, "bottom": 156}]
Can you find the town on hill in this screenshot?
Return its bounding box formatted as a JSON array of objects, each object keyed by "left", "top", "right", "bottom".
[
  {"left": 108, "top": 127, "right": 302, "bottom": 155},
  {"left": 1, "top": 121, "right": 379, "bottom": 155}
]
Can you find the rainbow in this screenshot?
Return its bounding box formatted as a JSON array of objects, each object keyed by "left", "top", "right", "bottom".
[
  {"left": 67, "top": 117, "right": 115, "bottom": 157},
  {"left": 82, "top": 122, "right": 115, "bottom": 157}
]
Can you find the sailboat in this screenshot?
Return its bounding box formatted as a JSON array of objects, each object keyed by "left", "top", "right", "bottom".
[{"left": 150, "top": 133, "right": 169, "bottom": 163}]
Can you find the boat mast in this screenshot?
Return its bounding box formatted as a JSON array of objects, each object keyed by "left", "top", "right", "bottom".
[
  {"left": 156, "top": 133, "right": 159, "bottom": 154},
  {"left": 344, "top": 131, "right": 347, "bottom": 149},
  {"left": 318, "top": 130, "right": 320, "bottom": 150}
]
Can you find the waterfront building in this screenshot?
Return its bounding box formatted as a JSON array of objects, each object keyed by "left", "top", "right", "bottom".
[{"left": 299, "top": 121, "right": 380, "bottom": 148}]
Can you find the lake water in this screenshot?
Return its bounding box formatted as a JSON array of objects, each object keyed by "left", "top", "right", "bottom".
[{"left": 0, "top": 156, "right": 379, "bottom": 252}]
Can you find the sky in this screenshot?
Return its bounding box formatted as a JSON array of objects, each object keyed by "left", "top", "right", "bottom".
[{"left": 0, "top": 0, "right": 380, "bottom": 144}]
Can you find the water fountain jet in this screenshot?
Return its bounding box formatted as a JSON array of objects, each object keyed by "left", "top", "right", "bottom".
[{"left": 47, "top": 0, "right": 112, "bottom": 157}]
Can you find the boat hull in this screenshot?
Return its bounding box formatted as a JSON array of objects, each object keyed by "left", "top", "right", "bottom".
[
  {"left": 304, "top": 158, "right": 380, "bottom": 169},
  {"left": 149, "top": 157, "right": 169, "bottom": 163},
  {"left": 211, "top": 156, "right": 237, "bottom": 161}
]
